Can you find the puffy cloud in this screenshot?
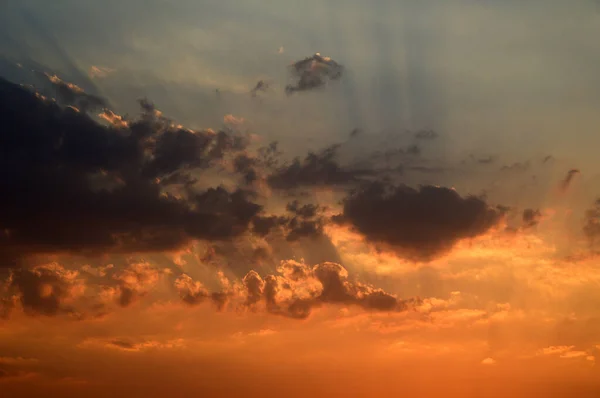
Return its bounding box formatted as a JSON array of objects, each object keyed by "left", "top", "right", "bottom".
[
  {"left": 8, "top": 263, "right": 85, "bottom": 316},
  {"left": 246, "top": 261, "right": 411, "bottom": 319},
  {"left": 112, "top": 262, "right": 165, "bottom": 307},
  {"left": 172, "top": 260, "right": 411, "bottom": 319},
  {"left": 174, "top": 274, "right": 228, "bottom": 309},
  {"left": 0, "top": 76, "right": 263, "bottom": 266},
  {"left": 335, "top": 182, "right": 506, "bottom": 260}
]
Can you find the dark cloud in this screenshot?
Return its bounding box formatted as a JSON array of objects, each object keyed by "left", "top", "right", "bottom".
[
  {"left": 252, "top": 200, "right": 326, "bottom": 241},
  {"left": 522, "top": 209, "right": 542, "bottom": 229},
  {"left": 250, "top": 80, "right": 269, "bottom": 97},
  {"left": 267, "top": 144, "right": 371, "bottom": 189},
  {"left": 109, "top": 339, "right": 136, "bottom": 350},
  {"left": 242, "top": 271, "right": 264, "bottom": 306},
  {"left": 8, "top": 264, "right": 80, "bottom": 316},
  {"left": 285, "top": 53, "right": 344, "bottom": 94},
  {"left": 0, "top": 76, "right": 262, "bottom": 266},
  {"left": 233, "top": 154, "right": 259, "bottom": 184},
  {"left": 336, "top": 182, "right": 505, "bottom": 260},
  {"left": 558, "top": 169, "right": 580, "bottom": 193},
  {"left": 583, "top": 199, "right": 600, "bottom": 247}
]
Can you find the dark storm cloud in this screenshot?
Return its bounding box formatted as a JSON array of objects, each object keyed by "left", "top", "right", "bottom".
[
  {"left": 335, "top": 182, "right": 506, "bottom": 260},
  {"left": 267, "top": 144, "right": 371, "bottom": 189},
  {"left": 285, "top": 53, "right": 344, "bottom": 94},
  {"left": 0, "top": 76, "right": 262, "bottom": 267}
]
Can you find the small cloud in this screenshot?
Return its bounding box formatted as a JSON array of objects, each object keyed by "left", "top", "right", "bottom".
[
  {"left": 558, "top": 169, "right": 580, "bottom": 194},
  {"left": 224, "top": 114, "right": 245, "bottom": 128},
  {"left": 560, "top": 350, "right": 587, "bottom": 359},
  {"left": 481, "top": 357, "right": 496, "bottom": 365},
  {"left": 285, "top": 53, "right": 344, "bottom": 94},
  {"left": 539, "top": 346, "right": 574, "bottom": 356},
  {"left": 89, "top": 65, "right": 115, "bottom": 79}
]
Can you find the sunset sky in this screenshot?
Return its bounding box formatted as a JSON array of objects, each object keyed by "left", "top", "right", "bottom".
[{"left": 1, "top": 1, "right": 600, "bottom": 397}]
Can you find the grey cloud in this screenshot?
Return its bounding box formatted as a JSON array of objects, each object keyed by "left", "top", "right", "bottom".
[
  {"left": 335, "top": 181, "right": 506, "bottom": 261},
  {"left": 285, "top": 53, "right": 344, "bottom": 94}
]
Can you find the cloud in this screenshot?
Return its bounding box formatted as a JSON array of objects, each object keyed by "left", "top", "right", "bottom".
[
  {"left": 44, "top": 73, "right": 108, "bottom": 112},
  {"left": 8, "top": 263, "right": 84, "bottom": 316},
  {"left": 414, "top": 129, "right": 439, "bottom": 140},
  {"left": 250, "top": 80, "right": 269, "bottom": 97},
  {"left": 0, "top": 76, "right": 264, "bottom": 266},
  {"left": 285, "top": 53, "right": 344, "bottom": 94},
  {"left": 88, "top": 66, "right": 115, "bottom": 79},
  {"left": 81, "top": 337, "right": 185, "bottom": 352},
  {"left": 537, "top": 346, "right": 590, "bottom": 360},
  {"left": 481, "top": 357, "right": 496, "bottom": 365},
  {"left": 174, "top": 273, "right": 228, "bottom": 309},
  {"left": 263, "top": 261, "right": 411, "bottom": 318},
  {"left": 522, "top": 208, "right": 542, "bottom": 229},
  {"left": 112, "top": 262, "right": 166, "bottom": 307},
  {"left": 172, "top": 260, "right": 412, "bottom": 319},
  {"left": 558, "top": 169, "right": 580, "bottom": 194},
  {"left": 583, "top": 199, "right": 600, "bottom": 246},
  {"left": 267, "top": 144, "right": 370, "bottom": 189},
  {"left": 335, "top": 182, "right": 506, "bottom": 260},
  {"left": 251, "top": 200, "right": 327, "bottom": 241}
]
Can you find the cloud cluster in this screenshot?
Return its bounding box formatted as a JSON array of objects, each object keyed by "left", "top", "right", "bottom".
[
  {"left": 0, "top": 77, "right": 263, "bottom": 266},
  {"left": 335, "top": 182, "right": 506, "bottom": 260},
  {"left": 252, "top": 200, "right": 327, "bottom": 241},
  {"left": 267, "top": 144, "right": 370, "bottom": 190},
  {"left": 8, "top": 263, "right": 84, "bottom": 316},
  {"left": 113, "top": 262, "right": 166, "bottom": 307},
  {"left": 178, "top": 260, "right": 412, "bottom": 319}
]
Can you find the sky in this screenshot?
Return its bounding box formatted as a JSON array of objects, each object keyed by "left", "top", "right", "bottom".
[{"left": 1, "top": 0, "right": 600, "bottom": 397}]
